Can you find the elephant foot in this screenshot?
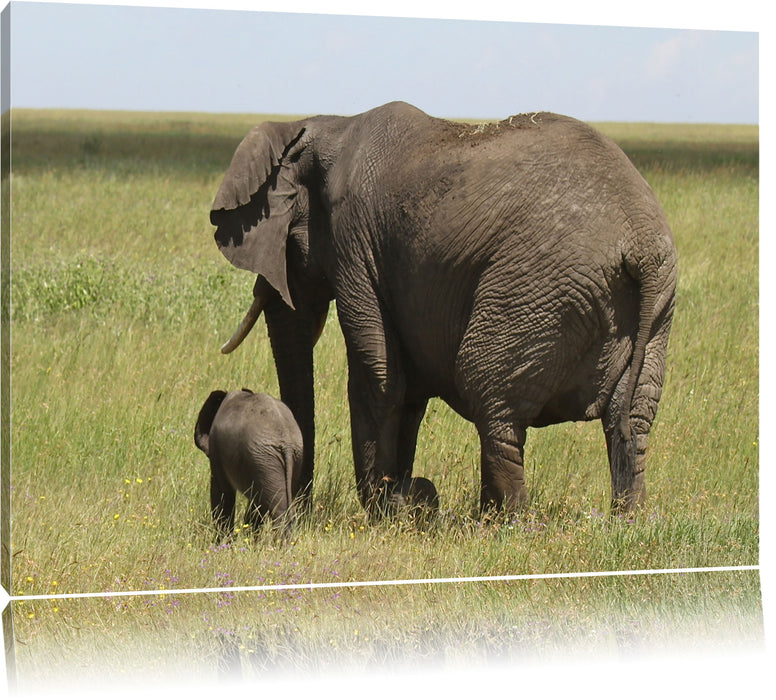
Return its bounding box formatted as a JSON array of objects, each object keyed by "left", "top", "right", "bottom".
[
  {"left": 389, "top": 476, "right": 440, "bottom": 511},
  {"left": 610, "top": 476, "right": 646, "bottom": 516},
  {"left": 479, "top": 435, "right": 529, "bottom": 514},
  {"left": 367, "top": 475, "right": 440, "bottom": 521}
]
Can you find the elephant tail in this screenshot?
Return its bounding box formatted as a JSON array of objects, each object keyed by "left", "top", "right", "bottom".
[
  {"left": 618, "top": 245, "right": 678, "bottom": 443},
  {"left": 281, "top": 443, "right": 302, "bottom": 530},
  {"left": 606, "top": 241, "right": 676, "bottom": 510}
]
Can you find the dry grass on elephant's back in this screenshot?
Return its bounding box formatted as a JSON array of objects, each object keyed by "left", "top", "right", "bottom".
[{"left": 8, "top": 111, "right": 760, "bottom": 683}]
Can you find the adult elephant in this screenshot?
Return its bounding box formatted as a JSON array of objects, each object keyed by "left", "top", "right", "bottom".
[{"left": 210, "top": 101, "right": 677, "bottom": 517}]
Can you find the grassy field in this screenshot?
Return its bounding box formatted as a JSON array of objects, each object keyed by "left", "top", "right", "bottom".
[{"left": 5, "top": 109, "right": 760, "bottom": 689}]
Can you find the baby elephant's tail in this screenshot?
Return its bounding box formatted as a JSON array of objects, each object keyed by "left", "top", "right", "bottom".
[{"left": 280, "top": 443, "right": 303, "bottom": 531}]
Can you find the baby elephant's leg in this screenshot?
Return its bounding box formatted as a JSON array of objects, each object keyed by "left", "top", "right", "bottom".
[{"left": 211, "top": 475, "right": 236, "bottom": 540}]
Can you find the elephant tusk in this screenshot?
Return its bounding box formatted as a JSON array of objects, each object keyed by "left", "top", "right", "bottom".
[
  {"left": 220, "top": 278, "right": 273, "bottom": 354},
  {"left": 220, "top": 296, "right": 263, "bottom": 354}
]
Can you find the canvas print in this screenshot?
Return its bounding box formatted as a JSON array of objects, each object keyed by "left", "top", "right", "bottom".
[{"left": 0, "top": 0, "right": 762, "bottom": 694}]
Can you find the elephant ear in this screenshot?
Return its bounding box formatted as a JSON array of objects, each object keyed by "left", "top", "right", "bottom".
[
  {"left": 195, "top": 390, "right": 227, "bottom": 456},
  {"left": 210, "top": 122, "right": 310, "bottom": 309}
]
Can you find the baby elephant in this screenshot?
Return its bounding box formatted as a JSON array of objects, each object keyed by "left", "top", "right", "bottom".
[{"left": 195, "top": 389, "right": 303, "bottom": 538}]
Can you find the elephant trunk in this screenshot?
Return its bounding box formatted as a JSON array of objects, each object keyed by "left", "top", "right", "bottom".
[{"left": 220, "top": 277, "right": 275, "bottom": 354}]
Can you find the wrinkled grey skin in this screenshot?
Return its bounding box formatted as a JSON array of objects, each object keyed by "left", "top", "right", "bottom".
[
  {"left": 195, "top": 389, "right": 302, "bottom": 537},
  {"left": 210, "top": 101, "right": 677, "bottom": 517}
]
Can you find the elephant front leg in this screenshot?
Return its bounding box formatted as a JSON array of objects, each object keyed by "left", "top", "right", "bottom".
[
  {"left": 348, "top": 380, "right": 405, "bottom": 517},
  {"left": 344, "top": 338, "right": 420, "bottom": 517},
  {"left": 337, "top": 285, "right": 413, "bottom": 517},
  {"left": 478, "top": 428, "right": 529, "bottom": 513},
  {"left": 265, "top": 298, "right": 321, "bottom": 516},
  {"left": 350, "top": 394, "right": 431, "bottom": 518},
  {"left": 396, "top": 399, "right": 428, "bottom": 481}
]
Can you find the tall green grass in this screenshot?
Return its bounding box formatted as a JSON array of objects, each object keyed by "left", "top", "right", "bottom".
[{"left": 7, "top": 110, "right": 760, "bottom": 687}]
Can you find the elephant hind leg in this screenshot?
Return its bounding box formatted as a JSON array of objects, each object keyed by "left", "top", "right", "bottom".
[
  {"left": 210, "top": 475, "right": 236, "bottom": 540},
  {"left": 244, "top": 497, "right": 271, "bottom": 532},
  {"left": 478, "top": 427, "right": 529, "bottom": 513}
]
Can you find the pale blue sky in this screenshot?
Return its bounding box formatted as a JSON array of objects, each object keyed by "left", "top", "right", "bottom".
[{"left": 6, "top": 0, "right": 760, "bottom": 123}]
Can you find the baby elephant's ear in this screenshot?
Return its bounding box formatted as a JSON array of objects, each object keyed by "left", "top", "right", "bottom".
[{"left": 194, "top": 390, "right": 228, "bottom": 456}]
